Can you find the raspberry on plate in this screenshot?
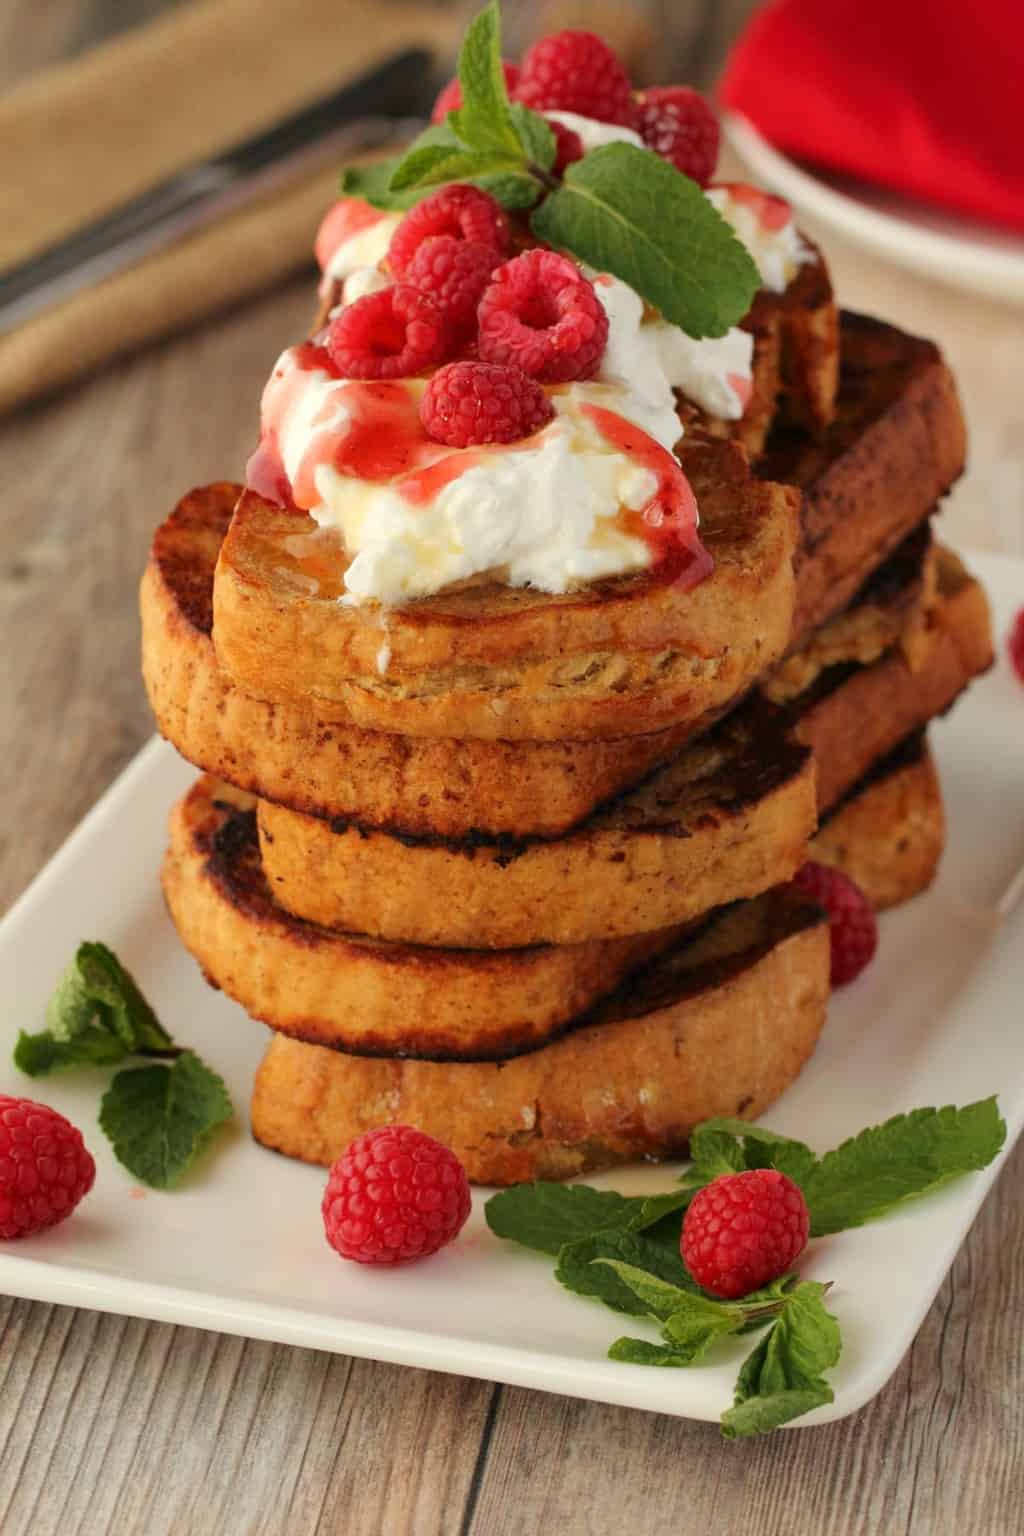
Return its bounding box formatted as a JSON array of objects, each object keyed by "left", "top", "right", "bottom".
[
  {"left": 632, "top": 86, "right": 720, "bottom": 186},
  {"left": 322, "top": 1125, "right": 472, "bottom": 1265},
  {"left": 403, "top": 235, "right": 502, "bottom": 342},
  {"left": 389, "top": 185, "right": 510, "bottom": 279},
  {"left": 326, "top": 285, "right": 451, "bottom": 379},
  {"left": 516, "top": 29, "right": 634, "bottom": 127},
  {"left": 793, "top": 860, "right": 879, "bottom": 986},
  {"left": 431, "top": 60, "right": 520, "bottom": 123},
  {"left": 682, "top": 1169, "right": 809, "bottom": 1299},
  {"left": 420, "top": 361, "right": 555, "bottom": 448},
  {"left": 0, "top": 1096, "right": 95, "bottom": 1241},
  {"left": 1009, "top": 606, "right": 1024, "bottom": 683},
  {"left": 477, "top": 249, "right": 609, "bottom": 383}
]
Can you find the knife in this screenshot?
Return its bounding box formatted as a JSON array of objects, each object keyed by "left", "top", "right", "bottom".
[{"left": 0, "top": 47, "right": 438, "bottom": 338}]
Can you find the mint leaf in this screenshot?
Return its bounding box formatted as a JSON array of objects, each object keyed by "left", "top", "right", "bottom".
[
  {"left": 390, "top": 145, "right": 527, "bottom": 194},
  {"left": 341, "top": 159, "right": 423, "bottom": 212},
  {"left": 448, "top": 0, "right": 520, "bottom": 157},
  {"left": 722, "top": 1281, "right": 840, "bottom": 1437},
  {"left": 609, "top": 1337, "right": 705, "bottom": 1367},
  {"left": 593, "top": 1259, "right": 700, "bottom": 1321},
  {"left": 15, "top": 1026, "right": 129, "bottom": 1076},
  {"left": 599, "top": 1265, "right": 792, "bottom": 1368},
  {"left": 531, "top": 144, "right": 760, "bottom": 338},
  {"left": 46, "top": 942, "right": 174, "bottom": 1054},
  {"left": 627, "top": 1188, "right": 695, "bottom": 1232},
  {"left": 557, "top": 1229, "right": 699, "bottom": 1315},
  {"left": 508, "top": 103, "right": 556, "bottom": 170},
  {"left": 99, "top": 1051, "right": 233, "bottom": 1189},
  {"left": 803, "top": 1100, "right": 1006, "bottom": 1237},
  {"left": 485, "top": 1182, "right": 641, "bottom": 1256},
  {"left": 690, "top": 1119, "right": 818, "bottom": 1187}
]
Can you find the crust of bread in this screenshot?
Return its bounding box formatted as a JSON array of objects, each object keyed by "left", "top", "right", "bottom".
[
  {"left": 211, "top": 464, "right": 799, "bottom": 740},
  {"left": 163, "top": 776, "right": 698, "bottom": 1059},
  {"left": 793, "top": 550, "right": 991, "bottom": 812},
  {"left": 257, "top": 711, "right": 815, "bottom": 947},
  {"left": 249, "top": 889, "right": 830, "bottom": 1183},
  {"left": 763, "top": 311, "right": 966, "bottom": 647},
  {"left": 811, "top": 733, "right": 944, "bottom": 909}
]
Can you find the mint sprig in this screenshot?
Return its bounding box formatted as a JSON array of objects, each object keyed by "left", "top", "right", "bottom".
[
  {"left": 15, "top": 943, "right": 234, "bottom": 1189},
  {"left": 484, "top": 1100, "right": 1005, "bottom": 1435},
  {"left": 339, "top": 1, "right": 758, "bottom": 338}
]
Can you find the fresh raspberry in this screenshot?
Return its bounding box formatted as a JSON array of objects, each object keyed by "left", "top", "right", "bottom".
[
  {"left": 431, "top": 60, "right": 520, "bottom": 123},
  {"left": 420, "top": 361, "right": 554, "bottom": 447},
  {"left": 793, "top": 860, "right": 879, "bottom": 987},
  {"left": 546, "top": 116, "right": 584, "bottom": 174},
  {"left": 403, "top": 235, "right": 501, "bottom": 341},
  {"left": 632, "top": 86, "right": 720, "bottom": 186},
  {"left": 389, "top": 185, "right": 510, "bottom": 279},
  {"left": 682, "top": 1169, "right": 809, "bottom": 1299},
  {"left": 322, "top": 1125, "right": 471, "bottom": 1265},
  {"left": 0, "top": 1097, "right": 95, "bottom": 1241},
  {"left": 1009, "top": 606, "right": 1024, "bottom": 684},
  {"left": 313, "top": 197, "right": 384, "bottom": 273},
  {"left": 326, "top": 285, "right": 450, "bottom": 378},
  {"left": 516, "top": 30, "right": 634, "bottom": 127},
  {"left": 477, "top": 250, "right": 609, "bottom": 383}
]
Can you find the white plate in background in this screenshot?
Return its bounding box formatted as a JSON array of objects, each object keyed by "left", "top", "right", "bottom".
[
  {"left": 0, "top": 548, "right": 1022, "bottom": 1427},
  {"left": 724, "top": 113, "right": 1024, "bottom": 304}
]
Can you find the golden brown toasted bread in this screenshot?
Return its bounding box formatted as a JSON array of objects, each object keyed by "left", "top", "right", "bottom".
[
  {"left": 810, "top": 732, "right": 944, "bottom": 910},
  {"left": 249, "top": 888, "right": 830, "bottom": 1184},
  {"left": 792, "top": 549, "right": 991, "bottom": 813},
  {"left": 211, "top": 457, "right": 799, "bottom": 741},
  {"left": 163, "top": 776, "right": 696, "bottom": 1059},
  {"left": 766, "top": 311, "right": 965, "bottom": 647},
  {"left": 256, "top": 709, "right": 815, "bottom": 947}
]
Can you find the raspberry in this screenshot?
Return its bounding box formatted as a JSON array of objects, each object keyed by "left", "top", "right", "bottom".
[
  {"left": 516, "top": 30, "right": 634, "bottom": 127},
  {"left": 632, "top": 86, "right": 720, "bottom": 186},
  {"left": 326, "top": 285, "right": 450, "bottom": 379},
  {"left": 793, "top": 860, "right": 879, "bottom": 987},
  {"left": 431, "top": 60, "right": 520, "bottom": 123},
  {"left": 546, "top": 116, "right": 584, "bottom": 174},
  {"left": 682, "top": 1169, "right": 809, "bottom": 1299},
  {"left": 0, "top": 1097, "right": 95, "bottom": 1240},
  {"left": 1009, "top": 606, "right": 1024, "bottom": 684},
  {"left": 322, "top": 1125, "right": 471, "bottom": 1265},
  {"left": 389, "top": 185, "right": 510, "bottom": 279},
  {"left": 403, "top": 235, "right": 501, "bottom": 341},
  {"left": 477, "top": 250, "right": 609, "bottom": 383},
  {"left": 420, "top": 361, "right": 554, "bottom": 448}
]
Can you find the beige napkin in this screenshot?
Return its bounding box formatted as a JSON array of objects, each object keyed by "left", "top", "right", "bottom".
[{"left": 0, "top": 0, "right": 456, "bottom": 414}]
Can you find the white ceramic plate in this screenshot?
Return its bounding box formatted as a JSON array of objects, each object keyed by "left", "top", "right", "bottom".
[
  {"left": 2, "top": 548, "right": 1023, "bottom": 1427},
  {"left": 724, "top": 113, "right": 1024, "bottom": 304}
]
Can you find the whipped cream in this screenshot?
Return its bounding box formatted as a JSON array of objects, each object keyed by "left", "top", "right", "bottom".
[
  {"left": 544, "top": 110, "right": 645, "bottom": 155},
  {"left": 706, "top": 184, "right": 811, "bottom": 294},
  {"left": 316, "top": 209, "right": 401, "bottom": 300}
]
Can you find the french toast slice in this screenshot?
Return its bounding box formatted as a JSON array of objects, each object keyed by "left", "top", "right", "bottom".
[
  {"left": 211, "top": 458, "right": 799, "bottom": 742},
  {"left": 162, "top": 776, "right": 697, "bottom": 1059},
  {"left": 249, "top": 888, "right": 829, "bottom": 1184},
  {"left": 791, "top": 548, "right": 991, "bottom": 813},
  {"left": 765, "top": 311, "right": 966, "bottom": 647},
  {"left": 810, "top": 732, "right": 944, "bottom": 909},
  {"left": 256, "top": 708, "right": 815, "bottom": 947}
]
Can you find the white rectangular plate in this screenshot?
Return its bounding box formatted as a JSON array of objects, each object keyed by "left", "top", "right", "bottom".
[{"left": 3, "top": 549, "right": 1023, "bottom": 1428}]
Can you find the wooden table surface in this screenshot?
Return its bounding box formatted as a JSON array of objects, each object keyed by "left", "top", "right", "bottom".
[{"left": 2, "top": 5, "right": 1022, "bottom": 1533}]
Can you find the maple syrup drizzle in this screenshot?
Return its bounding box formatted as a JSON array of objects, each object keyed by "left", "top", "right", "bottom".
[{"left": 580, "top": 403, "right": 713, "bottom": 591}]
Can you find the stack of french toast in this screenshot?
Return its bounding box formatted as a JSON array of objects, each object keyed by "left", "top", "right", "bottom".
[{"left": 141, "top": 181, "right": 991, "bottom": 1187}]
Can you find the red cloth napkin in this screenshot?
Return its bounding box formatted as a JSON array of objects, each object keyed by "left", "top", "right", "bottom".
[{"left": 719, "top": 0, "right": 1024, "bottom": 235}]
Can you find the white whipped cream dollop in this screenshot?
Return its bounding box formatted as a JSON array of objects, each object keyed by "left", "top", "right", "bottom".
[
  {"left": 544, "top": 110, "right": 645, "bottom": 155},
  {"left": 705, "top": 186, "right": 811, "bottom": 294},
  {"left": 317, "top": 212, "right": 402, "bottom": 300}
]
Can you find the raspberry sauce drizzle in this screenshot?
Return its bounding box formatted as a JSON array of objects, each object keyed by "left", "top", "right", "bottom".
[{"left": 580, "top": 403, "right": 713, "bottom": 591}]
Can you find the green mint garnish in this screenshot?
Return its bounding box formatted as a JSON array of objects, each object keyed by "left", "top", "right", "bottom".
[
  {"left": 99, "top": 1051, "right": 233, "bottom": 1190},
  {"left": 484, "top": 1100, "right": 1004, "bottom": 1435},
  {"left": 339, "top": 1, "right": 757, "bottom": 338},
  {"left": 531, "top": 145, "right": 759, "bottom": 338},
  {"left": 16, "top": 942, "right": 234, "bottom": 1189},
  {"left": 721, "top": 1282, "right": 841, "bottom": 1437}
]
